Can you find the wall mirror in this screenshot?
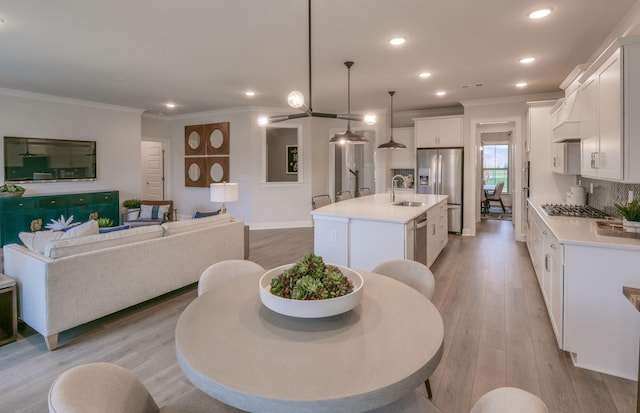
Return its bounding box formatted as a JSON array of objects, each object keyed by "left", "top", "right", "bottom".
[
  {"left": 206, "top": 157, "right": 229, "bottom": 183},
  {"left": 264, "top": 125, "right": 302, "bottom": 183},
  {"left": 188, "top": 162, "right": 201, "bottom": 181},
  {"left": 210, "top": 129, "right": 224, "bottom": 149},
  {"left": 188, "top": 131, "right": 201, "bottom": 150}
]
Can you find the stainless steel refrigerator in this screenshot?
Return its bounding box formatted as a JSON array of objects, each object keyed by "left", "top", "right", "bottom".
[{"left": 416, "top": 148, "right": 463, "bottom": 233}]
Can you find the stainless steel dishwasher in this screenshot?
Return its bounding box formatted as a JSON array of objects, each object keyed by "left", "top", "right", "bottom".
[{"left": 414, "top": 213, "right": 427, "bottom": 266}]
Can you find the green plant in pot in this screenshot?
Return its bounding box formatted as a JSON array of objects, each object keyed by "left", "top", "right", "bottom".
[
  {"left": 123, "top": 199, "right": 142, "bottom": 209},
  {"left": 123, "top": 199, "right": 142, "bottom": 221},
  {"left": 614, "top": 200, "right": 640, "bottom": 232},
  {"left": 96, "top": 217, "right": 113, "bottom": 228}
]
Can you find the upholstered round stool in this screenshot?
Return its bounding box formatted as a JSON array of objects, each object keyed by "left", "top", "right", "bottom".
[{"left": 470, "top": 387, "right": 548, "bottom": 413}]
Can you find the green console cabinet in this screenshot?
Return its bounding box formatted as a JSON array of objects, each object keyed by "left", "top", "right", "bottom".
[{"left": 0, "top": 190, "right": 119, "bottom": 246}]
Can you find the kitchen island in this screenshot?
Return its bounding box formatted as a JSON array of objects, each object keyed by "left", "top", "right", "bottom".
[
  {"left": 311, "top": 193, "right": 448, "bottom": 271},
  {"left": 527, "top": 198, "right": 640, "bottom": 380}
]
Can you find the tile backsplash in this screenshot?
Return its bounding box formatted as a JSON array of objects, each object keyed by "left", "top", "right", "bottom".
[{"left": 580, "top": 177, "right": 640, "bottom": 217}]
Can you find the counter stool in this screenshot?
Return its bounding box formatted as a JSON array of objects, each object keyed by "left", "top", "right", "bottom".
[{"left": 0, "top": 273, "right": 18, "bottom": 346}]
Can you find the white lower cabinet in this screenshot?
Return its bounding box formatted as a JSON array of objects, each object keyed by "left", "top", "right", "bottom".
[
  {"left": 427, "top": 200, "right": 448, "bottom": 267},
  {"left": 563, "top": 245, "right": 640, "bottom": 380},
  {"left": 526, "top": 206, "right": 563, "bottom": 348},
  {"left": 526, "top": 201, "right": 640, "bottom": 379}
]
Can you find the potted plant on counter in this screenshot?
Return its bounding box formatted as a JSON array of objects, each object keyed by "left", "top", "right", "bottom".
[
  {"left": 614, "top": 200, "right": 640, "bottom": 232},
  {"left": 123, "top": 199, "right": 142, "bottom": 221}
]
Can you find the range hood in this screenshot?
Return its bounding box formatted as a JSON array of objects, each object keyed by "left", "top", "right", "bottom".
[{"left": 551, "top": 65, "right": 586, "bottom": 142}]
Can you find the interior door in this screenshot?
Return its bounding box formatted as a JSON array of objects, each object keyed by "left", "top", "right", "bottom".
[{"left": 141, "top": 141, "right": 164, "bottom": 200}]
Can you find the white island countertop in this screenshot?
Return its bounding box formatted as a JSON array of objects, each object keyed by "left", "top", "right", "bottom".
[
  {"left": 529, "top": 198, "right": 640, "bottom": 251},
  {"left": 312, "top": 193, "right": 449, "bottom": 224}
]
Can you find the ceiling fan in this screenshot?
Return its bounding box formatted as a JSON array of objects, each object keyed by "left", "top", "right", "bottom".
[{"left": 257, "top": 0, "right": 376, "bottom": 133}]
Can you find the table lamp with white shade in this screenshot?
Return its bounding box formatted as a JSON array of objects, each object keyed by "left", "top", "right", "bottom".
[{"left": 210, "top": 182, "right": 239, "bottom": 214}]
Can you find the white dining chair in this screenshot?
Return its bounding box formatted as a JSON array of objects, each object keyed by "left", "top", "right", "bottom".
[
  {"left": 470, "top": 387, "right": 548, "bottom": 413},
  {"left": 48, "top": 362, "right": 243, "bottom": 413},
  {"left": 198, "top": 260, "right": 265, "bottom": 296},
  {"left": 371, "top": 259, "right": 436, "bottom": 398}
]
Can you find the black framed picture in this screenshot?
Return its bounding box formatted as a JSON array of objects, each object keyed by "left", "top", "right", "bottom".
[{"left": 286, "top": 145, "right": 298, "bottom": 174}]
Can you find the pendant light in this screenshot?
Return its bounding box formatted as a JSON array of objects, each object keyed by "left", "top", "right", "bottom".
[
  {"left": 378, "top": 91, "right": 407, "bottom": 149},
  {"left": 329, "top": 61, "right": 368, "bottom": 145},
  {"left": 257, "top": 0, "right": 376, "bottom": 128}
]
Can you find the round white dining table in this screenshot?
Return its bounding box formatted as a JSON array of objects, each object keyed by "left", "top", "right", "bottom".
[{"left": 175, "top": 269, "right": 444, "bottom": 413}]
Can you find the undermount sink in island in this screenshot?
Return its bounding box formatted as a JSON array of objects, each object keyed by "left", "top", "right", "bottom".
[{"left": 312, "top": 193, "right": 449, "bottom": 271}]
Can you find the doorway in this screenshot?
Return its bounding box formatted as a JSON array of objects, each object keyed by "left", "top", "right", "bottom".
[
  {"left": 470, "top": 117, "right": 524, "bottom": 241},
  {"left": 481, "top": 131, "right": 513, "bottom": 221}
]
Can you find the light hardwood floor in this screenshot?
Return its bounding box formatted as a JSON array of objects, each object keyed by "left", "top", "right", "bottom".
[{"left": 0, "top": 222, "right": 636, "bottom": 412}]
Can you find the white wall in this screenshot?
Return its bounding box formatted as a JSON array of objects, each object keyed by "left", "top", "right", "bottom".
[
  {"left": 164, "top": 108, "right": 313, "bottom": 228},
  {"left": 0, "top": 89, "right": 143, "bottom": 203}
]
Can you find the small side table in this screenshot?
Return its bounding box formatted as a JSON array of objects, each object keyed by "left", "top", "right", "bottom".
[{"left": 0, "top": 273, "right": 18, "bottom": 346}]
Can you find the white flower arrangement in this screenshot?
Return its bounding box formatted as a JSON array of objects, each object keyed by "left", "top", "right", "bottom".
[{"left": 45, "top": 215, "right": 76, "bottom": 231}]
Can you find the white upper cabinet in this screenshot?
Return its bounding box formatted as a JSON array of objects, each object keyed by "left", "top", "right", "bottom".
[
  {"left": 414, "top": 116, "right": 463, "bottom": 148},
  {"left": 388, "top": 127, "right": 416, "bottom": 169},
  {"left": 579, "top": 37, "right": 640, "bottom": 182}
]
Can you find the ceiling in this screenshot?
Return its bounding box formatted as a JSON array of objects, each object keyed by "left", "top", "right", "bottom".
[{"left": 0, "top": 0, "right": 637, "bottom": 117}]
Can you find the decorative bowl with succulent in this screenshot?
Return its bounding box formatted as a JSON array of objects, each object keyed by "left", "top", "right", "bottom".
[
  {"left": 0, "top": 184, "right": 25, "bottom": 197},
  {"left": 259, "top": 253, "right": 364, "bottom": 318}
]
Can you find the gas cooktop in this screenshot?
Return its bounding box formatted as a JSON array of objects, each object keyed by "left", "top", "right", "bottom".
[{"left": 541, "top": 204, "right": 610, "bottom": 219}]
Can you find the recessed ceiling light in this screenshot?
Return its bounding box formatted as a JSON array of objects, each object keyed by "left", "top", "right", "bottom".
[
  {"left": 436, "top": 91, "right": 446, "bottom": 97},
  {"left": 419, "top": 72, "right": 432, "bottom": 78},
  {"left": 528, "top": 8, "right": 551, "bottom": 19},
  {"left": 520, "top": 57, "right": 536, "bottom": 64},
  {"left": 165, "top": 103, "right": 176, "bottom": 108},
  {"left": 515, "top": 82, "right": 528, "bottom": 88},
  {"left": 389, "top": 37, "right": 407, "bottom": 46},
  {"left": 245, "top": 91, "right": 256, "bottom": 97}
]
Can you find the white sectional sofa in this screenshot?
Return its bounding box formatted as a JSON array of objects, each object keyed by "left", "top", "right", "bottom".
[{"left": 3, "top": 214, "right": 245, "bottom": 350}]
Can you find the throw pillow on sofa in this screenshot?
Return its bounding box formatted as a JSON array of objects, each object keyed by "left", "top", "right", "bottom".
[
  {"left": 19, "top": 231, "right": 66, "bottom": 254},
  {"left": 18, "top": 220, "right": 99, "bottom": 254},
  {"left": 139, "top": 204, "right": 170, "bottom": 220}
]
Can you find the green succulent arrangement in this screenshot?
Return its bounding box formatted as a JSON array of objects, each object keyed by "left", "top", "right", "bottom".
[
  {"left": 0, "top": 184, "right": 25, "bottom": 193},
  {"left": 96, "top": 217, "right": 113, "bottom": 228},
  {"left": 614, "top": 200, "right": 640, "bottom": 222},
  {"left": 269, "top": 253, "right": 354, "bottom": 300},
  {"left": 123, "top": 199, "right": 142, "bottom": 209}
]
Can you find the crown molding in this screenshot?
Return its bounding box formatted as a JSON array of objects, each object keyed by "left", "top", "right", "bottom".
[
  {"left": 461, "top": 91, "right": 562, "bottom": 107},
  {"left": 0, "top": 87, "right": 145, "bottom": 114}
]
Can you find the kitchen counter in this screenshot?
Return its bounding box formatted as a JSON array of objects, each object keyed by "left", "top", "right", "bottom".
[
  {"left": 312, "top": 194, "right": 449, "bottom": 271},
  {"left": 312, "top": 193, "right": 449, "bottom": 224},
  {"left": 527, "top": 197, "right": 640, "bottom": 381},
  {"left": 528, "top": 198, "right": 640, "bottom": 250}
]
